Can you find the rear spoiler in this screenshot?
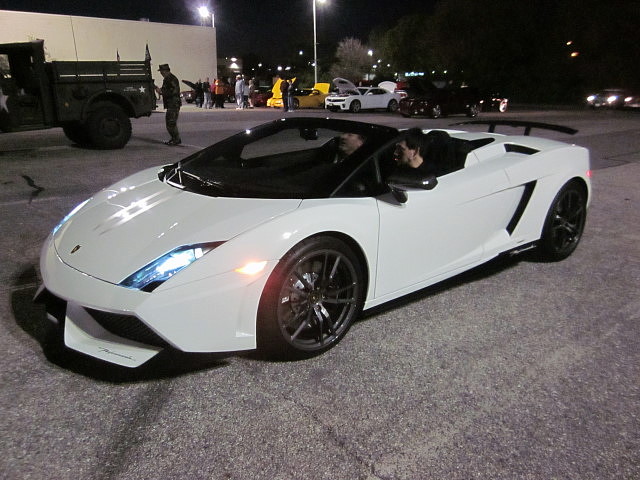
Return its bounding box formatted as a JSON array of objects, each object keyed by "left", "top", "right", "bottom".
[{"left": 451, "top": 120, "right": 577, "bottom": 136}]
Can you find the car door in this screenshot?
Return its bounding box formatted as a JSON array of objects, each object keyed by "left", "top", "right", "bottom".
[
  {"left": 366, "top": 88, "right": 388, "bottom": 109},
  {"left": 374, "top": 162, "right": 521, "bottom": 300}
]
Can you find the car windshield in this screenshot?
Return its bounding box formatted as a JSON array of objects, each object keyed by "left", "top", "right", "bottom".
[{"left": 162, "top": 118, "right": 399, "bottom": 199}]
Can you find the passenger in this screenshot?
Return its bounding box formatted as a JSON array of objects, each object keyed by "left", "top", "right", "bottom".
[{"left": 392, "top": 127, "right": 429, "bottom": 172}]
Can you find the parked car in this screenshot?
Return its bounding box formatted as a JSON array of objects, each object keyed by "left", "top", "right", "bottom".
[
  {"left": 399, "top": 80, "right": 483, "bottom": 118},
  {"left": 268, "top": 82, "right": 330, "bottom": 109},
  {"left": 250, "top": 85, "right": 273, "bottom": 107},
  {"left": 180, "top": 89, "right": 195, "bottom": 104},
  {"left": 586, "top": 89, "right": 629, "bottom": 109},
  {"left": 623, "top": 93, "right": 640, "bottom": 109},
  {"left": 481, "top": 93, "right": 509, "bottom": 113},
  {"left": 325, "top": 78, "right": 401, "bottom": 113},
  {"left": 36, "top": 117, "right": 591, "bottom": 367}
]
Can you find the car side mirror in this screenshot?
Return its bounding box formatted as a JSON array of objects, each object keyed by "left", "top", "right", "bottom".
[{"left": 386, "top": 170, "right": 438, "bottom": 204}]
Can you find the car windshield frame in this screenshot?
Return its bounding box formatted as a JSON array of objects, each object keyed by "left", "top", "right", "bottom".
[{"left": 161, "top": 117, "right": 399, "bottom": 199}]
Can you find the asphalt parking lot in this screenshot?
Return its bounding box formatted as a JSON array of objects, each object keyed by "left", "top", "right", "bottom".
[{"left": 1, "top": 107, "right": 639, "bottom": 479}]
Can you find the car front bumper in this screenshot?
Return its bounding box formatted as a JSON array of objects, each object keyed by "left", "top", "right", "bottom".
[{"left": 37, "top": 237, "right": 275, "bottom": 367}]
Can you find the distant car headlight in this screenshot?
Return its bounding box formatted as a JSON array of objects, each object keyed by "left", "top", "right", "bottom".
[
  {"left": 586, "top": 95, "right": 596, "bottom": 102},
  {"left": 52, "top": 198, "right": 91, "bottom": 235},
  {"left": 607, "top": 95, "right": 619, "bottom": 104},
  {"left": 120, "top": 242, "right": 224, "bottom": 292},
  {"left": 625, "top": 96, "right": 632, "bottom": 103}
]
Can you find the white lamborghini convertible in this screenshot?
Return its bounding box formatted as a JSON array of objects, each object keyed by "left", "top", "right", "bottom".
[{"left": 36, "top": 117, "right": 591, "bottom": 367}]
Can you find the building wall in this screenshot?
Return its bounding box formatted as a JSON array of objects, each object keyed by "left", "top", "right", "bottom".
[{"left": 0, "top": 10, "right": 217, "bottom": 86}]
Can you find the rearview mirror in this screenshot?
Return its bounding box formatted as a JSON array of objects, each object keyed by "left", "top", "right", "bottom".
[{"left": 300, "top": 128, "right": 319, "bottom": 141}]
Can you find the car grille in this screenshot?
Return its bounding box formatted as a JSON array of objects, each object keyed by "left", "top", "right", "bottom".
[{"left": 87, "top": 309, "right": 170, "bottom": 348}]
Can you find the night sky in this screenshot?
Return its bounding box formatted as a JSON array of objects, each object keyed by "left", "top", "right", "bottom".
[{"left": 0, "top": 0, "right": 435, "bottom": 62}]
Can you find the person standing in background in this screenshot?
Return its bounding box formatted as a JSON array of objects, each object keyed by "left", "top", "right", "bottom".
[
  {"left": 203, "top": 77, "right": 212, "bottom": 109},
  {"left": 280, "top": 76, "right": 289, "bottom": 112},
  {"left": 155, "top": 64, "right": 182, "bottom": 146},
  {"left": 235, "top": 75, "right": 245, "bottom": 109}
]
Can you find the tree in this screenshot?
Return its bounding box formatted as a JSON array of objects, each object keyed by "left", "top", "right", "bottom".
[{"left": 329, "top": 38, "right": 371, "bottom": 83}]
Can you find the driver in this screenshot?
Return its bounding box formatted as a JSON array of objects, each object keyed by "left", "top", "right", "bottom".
[{"left": 333, "top": 132, "right": 365, "bottom": 163}]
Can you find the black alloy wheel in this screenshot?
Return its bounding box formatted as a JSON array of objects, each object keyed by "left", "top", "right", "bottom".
[
  {"left": 258, "top": 236, "right": 365, "bottom": 358},
  {"left": 387, "top": 99, "right": 399, "bottom": 112},
  {"left": 349, "top": 100, "right": 361, "bottom": 113},
  {"left": 430, "top": 104, "right": 442, "bottom": 118},
  {"left": 538, "top": 181, "right": 587, "bottom": 261}
]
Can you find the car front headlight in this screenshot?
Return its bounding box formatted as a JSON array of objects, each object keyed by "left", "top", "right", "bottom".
[{"left": 120, "top": 242, "right": 224, "bottom": 292}]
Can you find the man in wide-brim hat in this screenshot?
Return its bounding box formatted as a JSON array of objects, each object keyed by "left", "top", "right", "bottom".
[{"left": 155, "top": 64, "right": 182, "bottom": 145}]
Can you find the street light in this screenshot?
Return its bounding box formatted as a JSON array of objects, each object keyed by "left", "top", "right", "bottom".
[
  {"left": 312, "top": 0, "right": 326, "bottom": 84},
  {"left": 198, "top": 6, "right": 214, "bottom": 27}
]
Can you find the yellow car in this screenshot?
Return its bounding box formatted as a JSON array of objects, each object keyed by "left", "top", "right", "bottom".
[{"left": 267, "top": 82, "right": 330, "bottom": 109}]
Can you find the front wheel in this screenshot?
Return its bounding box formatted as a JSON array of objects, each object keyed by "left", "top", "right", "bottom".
[
  {"left": 62, "top": 121, "right": 90, "bottom": 146},
  {"left": 258, "top": 236, "right": 365, "bottom": 358},
  {"left": 86, "top": 103, "right": 131, "bottom": 149},
  {"left": 349, "top": 100, "right": 361, "bottom": 113},
  {"left": 537, "top": 181, "right": 587, "bottom": 261}
]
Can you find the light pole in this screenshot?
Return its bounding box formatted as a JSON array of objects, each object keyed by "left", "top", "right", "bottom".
[{"left": 312, "top": 0, "right": 326, "bottom": 84}]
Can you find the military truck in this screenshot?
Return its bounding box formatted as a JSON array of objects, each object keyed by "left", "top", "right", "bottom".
[{"left": 0, "top": 40, "right": 156, "bottom": 149}]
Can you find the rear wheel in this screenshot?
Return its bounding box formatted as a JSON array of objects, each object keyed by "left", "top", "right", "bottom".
[
  {"left": 429, "top": 104, "right": 442, "bottom": 118},
  {"left": 258, "top": 236, "right": 365, "bottom": 358},
  {"left": 349, "top": 100, "right": 361, "bottom": 113},
  {"left": 292, "top": 98, "right": 300, "bottom": 109},
  {"left": 86, "top": 102, "right": 131, "bottom": 149},
  {"left": 467, "top": 103, "right": 480, "bottom": 117},
  {"left": 387, "top": 99, "right": 399, "bottom": 112},
  {"left": 537, "top": 181, "right": 587, "bottom": 261}
]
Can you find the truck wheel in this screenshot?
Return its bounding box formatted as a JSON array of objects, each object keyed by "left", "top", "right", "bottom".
[
  {"left": 62, "top": 122, "right": 90, "bottom": 146},
  {"left": 86, "top": 103, "right": 131, "bottom": 149}
]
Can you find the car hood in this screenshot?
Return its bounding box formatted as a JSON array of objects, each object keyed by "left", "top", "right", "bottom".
[
  {"left": 332, "top": 77, "right": 357, "bottom": 93},
  {"left": 54, "top": 171, "right": 301, "bottom": 283}
]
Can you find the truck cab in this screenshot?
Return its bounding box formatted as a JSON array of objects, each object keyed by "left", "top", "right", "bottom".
[{"left": 0, "top": 40, "right": 156, "bottom": 149}]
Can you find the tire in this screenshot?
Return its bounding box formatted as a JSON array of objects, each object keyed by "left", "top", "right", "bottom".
[
  {"left": 292, "top": 98, "right": 300, "bottom": 109},
  {"left": 537, "top": 181, "right": 587, "bottom": 261},
  {"left": 429, "top": 104, "right": 442, "bottom": 118},
  {"left": 466, "top": 103, "right": 480, "bottom": 117},
  {"left": 387, "top": 99, "right": 399, "bottom": 112},
  {"left": 258, "top": 236, "right": 365, "bottom": 358},
  {"left": 62, "top": 121, "right": 90, "bottom": 146},
  {"left": 349, "top": 100, "right": 361, "bottom": 113},
  {"left": 86, "top": 102, "right": 131, "bottom": 149}
]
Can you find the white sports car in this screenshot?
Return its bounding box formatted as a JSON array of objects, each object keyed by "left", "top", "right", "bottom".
[
  {"left": 36, "top": 117, "right": 591, "bottom": 367},
  {"left": 325, "top": 78, "right": 401, "bottom": 113}
]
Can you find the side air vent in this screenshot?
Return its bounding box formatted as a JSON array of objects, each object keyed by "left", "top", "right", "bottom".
[{"left": 505, "top": 144, "right": 539, "bottom": 155}]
